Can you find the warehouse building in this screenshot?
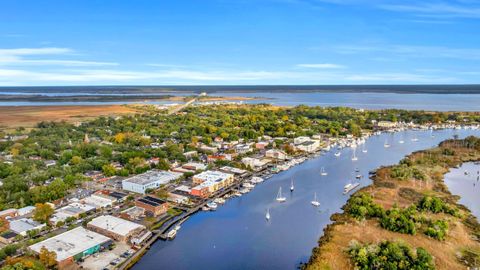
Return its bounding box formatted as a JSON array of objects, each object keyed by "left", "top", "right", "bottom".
[
  {"left": 29, "top": 227, "right": 112, "bottom": 269},
  {"left": 87, "top": 215, "right": 146, "bottom": 243},
  {"left": 122, "top": 170, "right": 183, "bottom": 194},
  {"left": 135, "top": 195, "right": 169, "bottom": 217}
]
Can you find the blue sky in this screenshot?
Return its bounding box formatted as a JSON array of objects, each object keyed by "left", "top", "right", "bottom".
[{"left": 0, "top": 0, "right": 480, "bottom": 85}]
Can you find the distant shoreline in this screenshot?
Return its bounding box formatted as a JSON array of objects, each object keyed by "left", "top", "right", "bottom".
[{"left": 1, "top": 84, "right": 480, "bottom": 95}]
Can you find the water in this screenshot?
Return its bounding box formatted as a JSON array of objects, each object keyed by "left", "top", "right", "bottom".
[
  {"left": 133, "top": 129, "right": 479, "bottom": 270},
  {"left": 444, "top": 162, "right": 480, "bottom": 219},
  {"left": 2, "top": 87, "right": 480, "bottom": 111}
]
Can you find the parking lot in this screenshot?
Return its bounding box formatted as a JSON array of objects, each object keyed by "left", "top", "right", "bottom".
[{"left": 81, "top": 242, "right": 132, "bottom": 270}]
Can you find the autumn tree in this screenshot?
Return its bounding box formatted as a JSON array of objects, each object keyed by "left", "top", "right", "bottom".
[
  {"left": 39, "top": 246, "right": 57, "bottom": 268},
  {"left": 32, "top": 203, "right": 54, "bottom": 223}
]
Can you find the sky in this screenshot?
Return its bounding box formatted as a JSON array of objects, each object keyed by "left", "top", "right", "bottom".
[{"left": 1, "top": 0, "right": 480, "bottom": 86}]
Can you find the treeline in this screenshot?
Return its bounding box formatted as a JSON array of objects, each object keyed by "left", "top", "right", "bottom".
[{"left": 346, "top": 193, "right": 456, "bottom": 241}]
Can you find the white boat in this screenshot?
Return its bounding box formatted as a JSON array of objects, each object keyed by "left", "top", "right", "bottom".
[
  {"left": 384, "top": 139, "right": 390, "bottom": 148},
  {"left": 398, "top": 140, "right": 405, "bottom": 144},
  {"left": 320, "top": 167, "right": 328, "bottom": 176},
  {"left": 290, "top": 178, "right": 294, "bottom": 192},
  {"left": 351, "top": 148, "right": 358, "bottom": 161},
  {"left": 334, "top": 151, "right": 341, "bottom": 157},
  {"left": 343, "top": 182, "right": 360, "bottom": 194},
  {"left": 243, "top": 182, "right": 255, "bottom": 188},
  {"left": 167, "top": 228, "right": 177, "bottom": 239},
  {"left": 276, "top": 187, "right": 286, "bottom": 202},
  {"left": 411, "top": 135, "right": 418, "bottom": 142},
  {"left": 266, "top": 208, "right": 270, "bottom": 220},
  {"left": 202, "top": 206, "right": 210, "bottom": 211},
  {"left": 240, "top": 188, "right": 250, "bottom": 194},
  {"left": 206, "top": 202, "right": 218, "bottom": 210},
  {"left": 251, "top": 177, "right": 264, "bottom": 183},
  {"left": 214, "top": 198, "right": 225, "bottom": 204},
  {"left": 362, "top": 144, "right": 368, "bottom": 153},
  {"left": 311, "top": 192, "right": 320, "bottom": 207},
  {"left": 233, "top": 192, "right": 242, "bottom": 197}
]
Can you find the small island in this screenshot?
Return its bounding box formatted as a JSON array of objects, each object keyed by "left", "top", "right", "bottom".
[{"left": 304, "top": 137, "right": 480, "bottom": 269}]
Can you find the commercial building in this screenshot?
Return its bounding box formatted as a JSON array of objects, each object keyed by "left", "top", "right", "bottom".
[
  {"left": 135, "top": 196, "right": 169, "bottom": 217},
  {"left": 16, "top": 206, "right": 35, "bottom": 217},
  {"left": 265, "top": 149, "right": 288, "bottom": 160},
  {"left": 8, "top": 218, "right": 46, "bottom": 236},
  {"left": 82, "top": 193, "right": 116, "bottom": 209},
  {"left": 50, "top": 202, "right": 96, "bottom": 224},
  {"left": 190, "top": 170, "right": 234, "bottom": 198},
  {"left": 87, "top": 215, "right": 146, "bottom": 243},
  {"left": 29, "top": 227, "right": 112, "bottom": 269},
  {"left": 241, "top": 157, "right": 270, "bottom": 171},
  {"left": 122, "top": 170, "right": 183, "bottom": 194},
  {"left": 295, "top": 140, "right": 320, "bottom": 153}
]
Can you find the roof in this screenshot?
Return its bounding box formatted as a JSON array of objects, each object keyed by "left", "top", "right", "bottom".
[
  {"left": 9, "top": 218, "right": 45, "bottom": 234},
  {"left": 109, "top": 191, "right": 127, "bottom": 200},
  {"left": 88, "top": 215, "right": 145, "bottom": 237},
  {"left": 137, "top": 196, "right": 166, "bottom": 207},
  {"left": 122, "top": 170, "right": 182, "bottom": 186},
  {"left": 17, "top": 206, "right": 35, "bottom": 216},
  {"left": 194, "top": 170, "right": 233, "bottom": 182},
  {"left": 0, "top": 208, "right": 17, "bottom": 216},
  {"left": 29, "top": 227, "right": 111, "bottom": 262}
]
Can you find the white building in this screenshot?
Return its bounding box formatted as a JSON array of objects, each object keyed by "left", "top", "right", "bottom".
[
  {"left": 265, "top": 149, "right": 288, "bottom": 160},
  {"left": 9, "top": 218, "right": 46, "bottom": 236},
  {"left": 122, "top": 170, "right": 183, "bottom": 194},
  {"left": 293, "top": 136, "right": 311, "bottom": 145},
  {"left": 295, "top": 140, "right": 320, "bottom": 153},
  {"left": 241, "top": 157, "right": 269, "bottom": 170},
  {"left": 29, "top": 227, "right": 111, "bottom": 267},
  {"left": 87, "top": 215, "right": 146, "bottom": 242}
]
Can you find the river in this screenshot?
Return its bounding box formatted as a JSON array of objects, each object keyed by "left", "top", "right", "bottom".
[
  {"left": 444, "top": 162, "right": 480, "bottom": 219},
  {"left": 132, "top": 128, "right": 480, "bottom": 270}
]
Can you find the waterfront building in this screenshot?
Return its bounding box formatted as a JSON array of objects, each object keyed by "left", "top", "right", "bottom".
[
  {"left": 190, "top": 170, "right": 234, "bottom": 197},
  {"left": 122, "top": 170, "right": 183, "bottom": 194},
  {"left": 241, "top": 157, "right": 269, "bottom": 171},
  {"left": 135, "top": 195, "right": 169, "bottom": 217},
  {"left": 87, "top": 215, "right": 146, "bottom": 243},
  {"left": 29, "top": 227, "right": 112, "bottom": 269},
  {"left": 265, "top": 149, "right": 288, "bottom": 160},
  {"left": 295, "top": 140, "right": 320, "bottom": 153}
]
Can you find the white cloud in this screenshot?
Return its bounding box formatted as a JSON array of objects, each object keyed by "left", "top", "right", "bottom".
[
  {"left": 0, "top": 47, "right": 117, "bottom": 67},
  {"left": 379, "top": 2, "right": 480, "bottom": 19},
  {"left": 296, "top": 63, "right": 346, "bottom": 69}
]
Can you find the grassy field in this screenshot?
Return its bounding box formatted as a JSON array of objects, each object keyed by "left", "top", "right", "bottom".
[
  {"left": 0, "top": 105, "right": 140, "bottom": 130},
  {"left": 305, "top": 139, "right": 480, "bottom": 270}
]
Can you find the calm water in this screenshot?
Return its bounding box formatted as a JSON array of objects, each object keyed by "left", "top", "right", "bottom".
[
  {"left": 133, "top": 129, "right": 479, "bottom": 270},
  {"left": 444, "top": 162, "right": 480, "bottom": 219},
  {"left": 2, "top": 90, "right": 480, "bottom": 111}
]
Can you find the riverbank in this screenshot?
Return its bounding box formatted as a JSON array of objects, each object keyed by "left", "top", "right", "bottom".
[{"left": 304, "top": 137, "right": 480, "bottom": 269}]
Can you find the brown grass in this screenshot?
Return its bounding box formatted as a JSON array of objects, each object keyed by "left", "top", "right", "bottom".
[
  {"left": 306, "top": 145, "right": 480, "bottom": 270},
  {"left": 0, "top": 105, "right": 140, "bottom": 130}
]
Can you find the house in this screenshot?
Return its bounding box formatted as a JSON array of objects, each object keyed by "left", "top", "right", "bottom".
[
  {"left": 16, "top": 206, "right": 35, "bottom": 217},
  {"left": 265, "top": 149, "right": 288, "bottom": 160},
  {"left": 255, "top": 141, "right": 269, "bottom": 150},
  {"left": 29, "top": 227, "right": 112, "bottom": 269},
  {"left": 183, "top": 151, "right": 198, "bottom": 158},
  {"left": 44, "top": 160, "right": 57, "bottom": 167},
  {"left": 207, "top": 154, "right": 232, "bottom": 163},
  {"left": 122, "top": 170, "right": 183, "bottom": 194},
  {"left": 87, "top": 215, "right": 146, "bottom": 243},
  {"left": 181, "top": 162, "right": 207, "bottom": 171},
  {"left": 241, "top": 157, "right": 270, "bottom": 171},
  {"left": 135, "top": 196, "right": 169, "bottom": 217},
  {"left": 376, "top": 121, "right": 398, "bottom": 128},
  {"left": 235, "top": 144, "right": 252, "bottom": 154}
]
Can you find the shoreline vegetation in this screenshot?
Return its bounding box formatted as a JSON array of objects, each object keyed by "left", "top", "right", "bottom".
[{"left": 304, "top": 137, "right": 480, "bottom": 270}]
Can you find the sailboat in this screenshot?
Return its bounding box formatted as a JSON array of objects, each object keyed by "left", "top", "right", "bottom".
[
  {"left": 266, "top": 208, "right": 270, "bottom": 220},
  {"left": 362, "top": 144, "right": 368, "bottom": 153},
  {"left": 411, "top": 134, "right": 419, "bottom": 142},
  {"left": 334, "top": 151, "right": 341, "bottom": 157},
  {"left": 320, "top": 167, "right": 328, "bottom": 176},
  {"left": 276, "top": 187, "right": 286, "bottom": 202},
  {"left": 311, "top": 192, "right": 320, "bottom": 207},
  {"left": 430, "top": 129, "right": 435, "bottom": 138},
  {"left": 384, "top": 139, "right": 390, "bottom": 148},
  {"left": 290, "top": 178, "right": 294, "bottom": 192},
  {"left": 351, "top": 148, "right": 358, "bottom": 161}
]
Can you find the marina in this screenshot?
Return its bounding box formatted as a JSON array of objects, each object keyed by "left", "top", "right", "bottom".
[{"left": 132, "top": 128, "right": 480, "bottom": 270}]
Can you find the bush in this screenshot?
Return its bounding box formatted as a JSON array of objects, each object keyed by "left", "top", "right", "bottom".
[
  {"left": 348, "top": 240, "right": 435, "bottom": 270},
  {"left": 345, "top": 193, "right": 384, "bottom": 220},
  {"left": 380, "top": 205, "right": 417, "bottom": 235},
  {"left": 424, "top": 220, "right": 448, "bottom": 241},
  {"left": 418, "top": 196, "right": 459, "bottom": 216}
]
